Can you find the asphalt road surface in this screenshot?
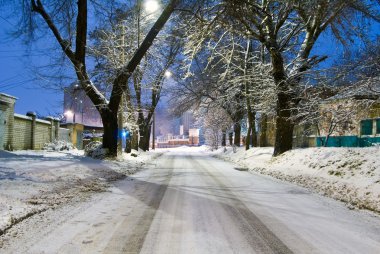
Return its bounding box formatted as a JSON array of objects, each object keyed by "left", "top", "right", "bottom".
[{"left": 2, "top": 150, "right": 380, "bottom": 253}]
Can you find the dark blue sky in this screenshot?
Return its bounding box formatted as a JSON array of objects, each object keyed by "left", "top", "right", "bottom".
[
  {"left": 0, "top": 7, "right": 379, "bottom": 116},
  {"left": 0, "top": 16, "right": 64, "bottom": 116}
]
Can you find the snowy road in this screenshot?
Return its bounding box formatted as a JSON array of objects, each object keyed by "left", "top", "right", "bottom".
[{"left": 2, "top": 149, "right": 380, "bottom": 253}]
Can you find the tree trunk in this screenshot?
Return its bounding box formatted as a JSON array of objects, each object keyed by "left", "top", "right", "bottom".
[
  {"left": 251, "top": 121, "right": 257, "bottom": 147},
  {"left": 233, "top": 121, "right": 241, "bottom": 147},
  {"left": 259, "top": 113, "right": 267, "bottom": 147},
  {"left": 221, "top": 129, "right": 227, "bottom": 146},
  {"left": 268, "top": 45, "right": 294, "bottom": 156},
  {"left": 101, "top": 113, "right": 118, "bottom": 156},
  {"left": 273, "top": 90, "right": 294, "bottom": 156},
  {"left": 231, "top": 111, "right": 243, "bottom": 147},
  {"left": 245, "top": 126, "right": 251, "bottom": 150},
  {"left": 131, "top": 130, "right": 139, "bottom": 151},
  {"left": 244, "top": 40, "right": 256, "bottom": 150},
  {"left": 229, "top": 132, "right": 233, "bottom": 146},
  {"left": 273, "top": 112, "right": 294, "bottom": 156},
  {"left": 125, "top": 138, "right": 131, "bottom": 153},
  {"left": 138, "top": 124, "right": 151, "bottom": 151},
  {"left": 246, "top": 110, "right": 257, "bottom": 150}
]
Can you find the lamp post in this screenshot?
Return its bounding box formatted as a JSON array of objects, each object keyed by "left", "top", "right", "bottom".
[
  {"left": 164, "top": 70, "right": 172, "bottom": 78},
  {"left": 144, "top": 0, "right": 160, "bottom": 13},
  {"left": 64, "top": 110, "right": 74, "bottom": 123},
  {"left": 152, "top": 111, "right": 155, "bottom": 149},
  {"left": 152, "top": 70, "right": 172, "bottom": 149},
  {"left": 117, "top": 0, "right": 161, "bottom": 154}
]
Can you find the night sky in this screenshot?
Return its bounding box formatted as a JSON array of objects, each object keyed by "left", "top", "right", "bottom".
[{"left": 0, "top": 15, "right": 63, "bottom": 116}]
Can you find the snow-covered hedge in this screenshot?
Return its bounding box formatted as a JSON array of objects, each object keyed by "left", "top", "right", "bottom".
[
  {"left": 84, "top": 141, "right": 108, "bottom": 159},
  {"left": 43, "top": 140, "right": 75, "bottom": 151}
]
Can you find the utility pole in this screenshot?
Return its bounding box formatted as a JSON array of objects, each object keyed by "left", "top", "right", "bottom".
[
  {"left": 152, "top": 111, "right": 155, "bottom": 149},
  {"left": 117, "top": 24, "right": 126, "bottom": 156}
]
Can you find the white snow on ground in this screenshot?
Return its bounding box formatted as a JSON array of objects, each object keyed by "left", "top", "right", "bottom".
[
  {"left": 0, "top": 149, "right": 161, "bottom": 236},
  {"left": 213, "top": 146, "right": 380, "bottom": 213},
  {"left": 2, "top": 147, "right": 380, "bottom": 253}
]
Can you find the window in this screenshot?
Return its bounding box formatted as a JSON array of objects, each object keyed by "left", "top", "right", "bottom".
[
  {"left": 361, "top": 120, "right": 373, "bottom": 136},
  {"left": 377, "top": 119, "right": 380, "bottom": 134}
]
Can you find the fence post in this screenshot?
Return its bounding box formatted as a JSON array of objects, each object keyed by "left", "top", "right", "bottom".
[
  {"left": 54, "top": 118, "right": 60, "bottom": 140},
  {"left": 372, "top": 119, "right": 376, "bottom": 137},
  {"left": 46, "top": 116, "right": 55, "bottom": 142},
  {"left": 26, "top": 112, "right": 36, "bottom": 150}
]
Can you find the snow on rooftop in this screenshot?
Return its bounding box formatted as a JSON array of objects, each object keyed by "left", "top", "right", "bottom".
[{"left": 0, "top": 93, "right": 18, "bottom": 100}]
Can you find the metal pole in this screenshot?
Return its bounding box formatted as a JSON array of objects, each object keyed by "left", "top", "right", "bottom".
[
  {"left": 118, "top": 100, "right": 124, "bottom": 155},
  {"left": 117, "top": 24, "right": 126, "bottom": 155},
  {"left": 152, "top": 111, "right": 155, "bottom": 149}
]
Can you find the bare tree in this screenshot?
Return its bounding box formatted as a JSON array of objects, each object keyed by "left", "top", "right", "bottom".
[
  {"left": 181, "top": 0, "right": 379, "bottom": 156},
  {"left": 198, "top": 106, "right": 232, "bottom": 150},
  {"left": 16, "top": 0, "right": 179, "bottom": 156},
  {"left": 90, "top": 6, "right": 182, "bottom": 151}
]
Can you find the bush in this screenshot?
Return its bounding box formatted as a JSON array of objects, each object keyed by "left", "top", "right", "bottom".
[
  {"left": 84, "top": 141, "right": 108, "bottom": 159},
  {"left": 43, "top": 140, "right": 75, "bottom": 151}
]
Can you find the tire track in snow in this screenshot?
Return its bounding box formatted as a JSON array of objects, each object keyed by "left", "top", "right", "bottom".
[
  {"left": 103, "top": 155, "right": 175, "bottom": 253},
  {"left": 190, "top": 155, "right": 294, "bottom": 254}
]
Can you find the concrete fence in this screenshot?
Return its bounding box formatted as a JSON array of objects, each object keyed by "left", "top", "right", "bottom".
[{"left": 0, "top": 93, "right": 71, "bottom": 151}]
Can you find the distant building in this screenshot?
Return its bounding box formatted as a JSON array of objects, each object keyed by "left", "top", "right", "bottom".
[
  {"left": 315, "top": 86, "right": 380, "bottom": 147},
  {"left": 63, "top": 83, "right": 103, "bottom": 127},
  {"left": 180, "top": 111, "right": 194, "bottom": 136},
  {"left": 257, "top": 81, "right": 380, "bottom": 148},
  {"left": 155, "top": 130, "right": 200, "bottom": 148},
  {"left": 189, "top": 128, "right": 200, "bottom": 145}
]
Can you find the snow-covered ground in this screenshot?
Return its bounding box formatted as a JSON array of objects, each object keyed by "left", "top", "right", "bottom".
[
  {"left": 0, "top": 148, "right": 161, "bottom": 236},
  {"left": 1, "top": 148, "right": 380, "bottom": 253},
  {"left": 213, "top": 146, "right": 380, "bottom": 213}
]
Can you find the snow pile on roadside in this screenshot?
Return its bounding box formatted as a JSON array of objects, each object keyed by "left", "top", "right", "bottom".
[
  {"left": 214, "top": 147, "right": 380, "bottom": 213},
  {"left": 84, "top": 141, "right": 107, "bottom": 159},
  {"left": 0, "top": 149, "right": 162, "bottom": 237},
  {"left": 158, "top": 145, "right": 209, "bottom": 153},
  {"left": 43, "top": 140, "right": 75, "bottom": 151}
]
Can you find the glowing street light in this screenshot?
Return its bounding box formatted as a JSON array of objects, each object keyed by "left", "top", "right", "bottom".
[
  {"left": 164, "top": 70, "right": 172, "bottom": 78},
  {"left": 64, "top": 110, "right": 73, "bottom": 118},
  {"left": 144, "top": 0, "right": 160, "bottom": 13},
  {"left": 64, "top": 110, "right": 74, "bottom": 123}
]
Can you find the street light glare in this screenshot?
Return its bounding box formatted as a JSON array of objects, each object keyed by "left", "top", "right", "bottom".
[
  {"left": 64, "top": 110, "right": 73, "bottom": 117},
  {"left": 144, "top": 0, "right": 160, "bottom": 13},
  {"left": 164, "top": 70, "right": 172, "bottom": 78}
]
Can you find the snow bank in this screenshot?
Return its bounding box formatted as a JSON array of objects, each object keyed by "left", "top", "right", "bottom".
[
  {"left": 0, "top": 149, "right": 162, "bottom": 237},
  {"left": 214, "top": 147, "right": 380, "bottom": 213},
  {"left": 84, "top": 141, "right": 108, "bottom": 159},
  {"left": 43, "top": 140, "right": 75, "bottom": 151}
]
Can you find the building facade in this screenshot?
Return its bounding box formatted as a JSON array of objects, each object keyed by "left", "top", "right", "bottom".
[{"left": 180, "top": 111, "right": 194, "bottom": 136}]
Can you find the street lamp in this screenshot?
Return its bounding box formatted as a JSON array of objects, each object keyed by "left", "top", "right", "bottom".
[
  {"left": 164, "top": 70, "right": 172, "bottom": 78},
  {"left": 64, "top": 110, "right": 74, "bottom": 123},
  {"left": 144, "top": 0, "right": 160, "bottom": 13},
  {"left": 151, "top": 69, "right": 173, "bottom": 149}
]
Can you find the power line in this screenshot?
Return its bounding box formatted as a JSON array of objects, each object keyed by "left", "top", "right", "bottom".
[
  {"left": 0, "top": 78, "right": 35, "bottom": 91},
  {"left": 0, "top": 53, "right": 51, "bottom": 58}
]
